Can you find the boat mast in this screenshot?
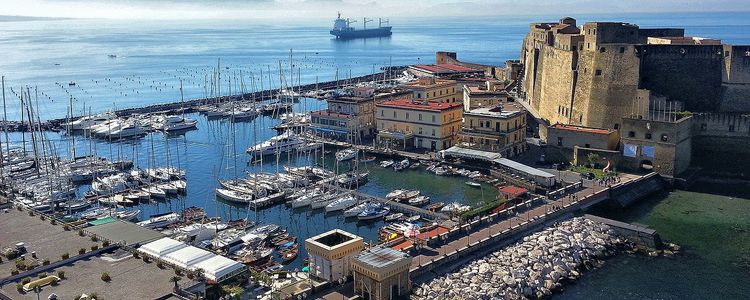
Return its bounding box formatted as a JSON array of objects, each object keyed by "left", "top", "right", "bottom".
[{"left": 0, "top": 76, "right": 6, "bottom": 168}]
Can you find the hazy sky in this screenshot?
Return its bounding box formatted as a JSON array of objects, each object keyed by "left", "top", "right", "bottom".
[{"left": 0, "top": 0, "right": 746, "bottom": 20}]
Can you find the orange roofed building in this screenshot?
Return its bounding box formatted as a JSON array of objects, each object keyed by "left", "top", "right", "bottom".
[{"left": 375, "top": 99, "right": 463, "bottom": 151}]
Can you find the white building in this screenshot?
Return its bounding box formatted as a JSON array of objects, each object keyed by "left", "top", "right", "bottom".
[{"left": 305, "top": 229, "right": 365, "bottom": 282}]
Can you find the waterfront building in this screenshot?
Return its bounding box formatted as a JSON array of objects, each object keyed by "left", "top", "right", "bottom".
[
  {"left": 400, "top": 77, "right": 459, "bottom": 103},
  {"left": 305, "top": 229, "right": 365, "bottom": 282},
  {"left": 310, "top": 96, "right": 376, "bottom": 142},
  {"left": 456, "top": 102, "right": 527, "bottom": 157},
  {"left": 137, "top": 237, "right": 246, "bottom": 283},
  {"left": 375, "top": 99, "right": 463, "bottom": 151},
  {"left": 351, "top": 246, "right": 412, "bottom": 300},
  {"left": 620, "top": 114, "right": 693, "bottom": 177},
  {"left": 545, "top": 124, "right": 619, "bottom": 151},
  {"left": 462, "top": 80, "right": 509, "bottom": 111}
]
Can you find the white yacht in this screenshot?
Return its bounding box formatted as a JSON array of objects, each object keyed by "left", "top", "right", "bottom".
[
  {"left": 310, "top": 193, "right": 339, "bottom": 209},
  {"left": 325, "top": 195, "right": 357, "bottom": 212},
  {"left": 63, "top": 112, "right": 116, "bottom": 131},
  {"left": 137, "top": 212, "right": 181, "bottom": 229},
  {"left": 154, "top": 115, "right": 198, "bottom": 132},
  {"left": 343, "top": 202, "right": 369, "bottom": 217},
  {"left": 104, "top": 122, "right": 147, "bottom": 139},
  {"left": 291, "top": 189, "right": 324, "bottom": 208},
  {"left": 215, "top": 188, "right": 252, "bottom": 204},
  {"left": 246, "top": 132, "right": 307, "bottom": 156},
  {"left": 335, "top": 148, "right": 357, "bottom": 161}
]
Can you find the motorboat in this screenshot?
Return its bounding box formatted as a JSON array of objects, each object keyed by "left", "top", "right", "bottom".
[
  {"left": 386, "top": 189, "right": 406, "bottom": 200},
  {"left": 343, "top": 202, "right": 369, "bottom": 218},
  {"left": 441, "top": 202, "right": 471, "bottom": 214},
  {"left": 153, "top": 115, "right": 198, "bottom": 132},
  {"left": 310, "top": 193, "right": 340, "bottom": 209},
  {"left": 398, "top": 190, "right": 420, "bottom": 201},
  {"left": 246, "top": 132, "right": 307, "bottom": 156},
  {"left": 104, "top": 122, "right": 147, "bottom": 139},
  {"left": 335, "top": 148, "right": 357, "bottom": 161},
  {"left": 380, "top": 160, "right": 395, "bottom": 168},
  {"left": 325, "top": 195, "right": 357, "bottom": 212},
  {"left": 408, "top": 195, "right": 430, "bottom": 206},
  {"left": 393, "top": 159, "right": 410, "bottom": 171},
  {"left": 336, "top": 172, "right": 369, "bottom": 188},
  {"left": 384, "top": 213, "right": 404, "bottom": 222},
  {"left": 146, "top": 167, "right": 185, "bottom": 181},
  {"left": 291, "top": 189, "right": 323, "bottom": 208},
  {"left": 137, "top": 212, "right": 181, "bottom": 229},
  {"left": 359, "top": 156, "right": 377, "bottom": 163},
  {"left": 357, "top": 204, "right": 389, "bottom": 220},
  {"left": 426, "top": 202, "right": 445, "bottom": 211},
  {"left": 141, "top": 186, "right": 167, "bottom": 199},
  {"left": 465, "top": 181, "right": 481, "bottom": 188},
  {"left": 63, "top": 112, "right": 116, "bottom": 131}
]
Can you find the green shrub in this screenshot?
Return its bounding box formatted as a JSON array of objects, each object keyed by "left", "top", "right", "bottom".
[
  {"left": 10, "top": 269, "right": 19, "bottom": 276},
  {"left": 15, "top": 259, "right": 26, "bottom": 271},
  {"left": 63, "top": 225, "right": 71, "bottom": 231},
  {"left": 50, "top": 219, "right": 57, "bottom": 225},
  {"left": 57, "top": 270, "right": 65, "bottom": 279},
  {"left": 186, "top": 271, "right": 195, "bottom": 280},
  {"left": 21, "top": 277, "right": 32, "bottom": 284},
  {"left": 174, "top": 269, "right": 182, "bottom": 276},
  {"left": 28, "top": 211, "right": 34, "bottom": 216},
  {"left": 132, "top": 252, "right": 140, "bottom": 259},
  {"left": 78, "top": 248, "right": 86, "bottom": 255},
  {"left": 38, "top": 272, "right": 47, "bottom": 279},
  {"left": 40, "top": 215, "right": 45, "bottom": 220},
  {"left": 90, "top": 245, "right": 99, "bottom": 251},
  {"left": 42, "top": 259, "right": 50, "bottom": 266},
  {"left": 78, "top": 230, "right": 85, "bottom": 237},
  {"left": 61, "top": 253, "right": 70, "bottom": 260},
  {"left": 101, "top": 272, "right": 111, "bottom": 282},
  {"left": 15, "top": 283, "right": 23, "bottom": 293},
  {"left": 102, "top": 240, "right": 110, "bottom": 247},
  {"left": 156, "top": 262, "right": 164, "bottom": 269},
  {"left": 16, "top": 205, "right": 22, "bottom": 211},
  {"left": 142, "top": 256, "right": 150, "bottom": 263},
  {"left": 90, "top": 236, "right": 98, "bottom": 242}
]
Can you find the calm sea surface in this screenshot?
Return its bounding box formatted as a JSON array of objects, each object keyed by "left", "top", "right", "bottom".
[{"left": 2, "top": 11, "right": 749, "bottom": 297}]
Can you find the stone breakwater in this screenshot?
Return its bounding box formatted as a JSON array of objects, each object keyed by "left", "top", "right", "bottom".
[{"left": 413, "top": 217, "right": 629, "bottom": 299}]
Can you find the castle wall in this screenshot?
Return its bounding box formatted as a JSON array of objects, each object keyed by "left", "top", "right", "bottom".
[
  {"left": 538, "top": 47, "right": 577, "bottom": 125},
  {"left": 719, "top": 45, "right": 750, "bottom": 112},
  {"left": 638, "top": 45, "right": 724, "bottom": 112}
]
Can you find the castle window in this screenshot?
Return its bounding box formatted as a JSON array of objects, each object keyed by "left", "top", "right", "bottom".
[
  {"left": 645, "top": 133, "right": 652, "bottom": 140},
  {"left": 579, "top": 115, "right": 583, "bottom": 122},
  {"left": 628, "top": 131, "right": 635, "bottom": 138},
  {"left": 419, "top": 114, "right": 422, "bottom": 121},
  {"left": 393, "top": 111, "right": 396, "bottom": 118},
  {"left": 405, "top": 113, "right": 409, "bottom": 120},
  {"left": 600, "top": 47, "right": 606, "bottom": 53},
  {"left": 661, "top": 134, "right": 668, "bottom": 142},
  {"left": 380, "top": 109, "right": 384, "bottom": 117},
  {"left": 587, "top": 43, "right": 590, "bottom": 49},
  {"left": 579, "top": 44, "right": 583, "bottom": 51},
  {"left": 417, "top": 93, "right": 422, "bottom": 99},
  {"left": 595, "top": 69, "right": 602, "bottom": 76},
  {"left": 614, "top": 123, "right": 620, "bottom": 130},
  {"left": 620, "top": 47, "right": 625, "bottom": 53}
]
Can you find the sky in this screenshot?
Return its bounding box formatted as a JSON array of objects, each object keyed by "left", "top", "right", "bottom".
[{"left": 0, "top": 0, "right": 746, "bottom": 20}]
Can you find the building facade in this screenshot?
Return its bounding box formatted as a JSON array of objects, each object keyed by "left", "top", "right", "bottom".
[
  {"left": 620, "top": 115, "right": 693, "bottom": 177},
  {"left": 545, "top": 124, "right": 619, "bottom": 151},
  {"left": 310, "top": 96, "right": 375, "bottom": 142},
  {"left": 457, "top": 104, "right": 527, "bottom": 157},
  {"left": 351, "top": 246, "right": 412, "bottom": 300},
  {"left": 462, "top": 81, "right": 509, "bottom": 111},
  {"left": 400, "top": 77, "right": 459, "bottom": 103},
  {"left": 305, "top": 230, "right": 365, "bottom": 282},
  {"left": 376, "top": 99, "right": 463, "bottom": 151}
]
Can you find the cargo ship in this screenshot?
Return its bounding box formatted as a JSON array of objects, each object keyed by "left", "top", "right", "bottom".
[{"left": 330, "top": 12, "right": 392, "bottom": 39}]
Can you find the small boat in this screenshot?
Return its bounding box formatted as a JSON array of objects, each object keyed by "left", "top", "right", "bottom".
[
  {"left": 426, "top": 202, "right": 445, "bottom": 211},
  {"left": 406, "top": 215, "right": 421, "bottom": 222},
  {"left": 441, "top": 202, "right": 471, "bottom": 214},
  {"left": 335, "top": 148, "right": 357, "bottom": 161},
  {"left": 399, "top": 190, "right": 420, "bottom": 201},
  {"left": 384, "top": 213, "right": 404, "bottom": 222},
  {"left": 273, "top": 236, "right": 297, "bottom": 247},
  {"left": 386, "top": 189, "right": 405, "bottom": 200},
  {"left": 357, "top": 204, "right": 390, "bottom": 220},
  {"left": 142, "top": 186, "right": 167, "bottom": 199},
  {"left": 325, "top": 195, "right": 357, "bottom": 212},
  {"left": 380, "top": 160, "right": 395, "bottom": 168},
  {"left": 465, "top": 181, "right": 481, "bottom": 188},
  {"left": 280, "top": 248, "right": 298, "bottom": 263},
  {"left": 393, "top": 159, "right": 410, "bottom": 171},
  {"left": 343, "top": 202, "right": 369, "bottom": 218},
  {"left": 360, "top": 156, "right": 377, "bottom": 163},
  {"left": 408, "top": 195, "right": 430, "bottom": 206}
]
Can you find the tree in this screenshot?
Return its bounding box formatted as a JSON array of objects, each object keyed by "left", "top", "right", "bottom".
[
  {"left": 170, "top": 276, "right": 181, "bottom": 290},
  {"left": 101, "top": 272, "right": 111, "bottom": 282},
  {"left": 586, "top": 153, "right": 600, "bottom": 168},
  {"left": 61, "top": 253, "right": 70, "bottom": 260},
  {"left": 57, "top": 270, "right": 66, "bottom": 279}
]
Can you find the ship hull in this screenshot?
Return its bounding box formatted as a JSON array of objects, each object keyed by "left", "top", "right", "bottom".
[{"left": 330, "top": 27, "right": 392, "bottom": 39}]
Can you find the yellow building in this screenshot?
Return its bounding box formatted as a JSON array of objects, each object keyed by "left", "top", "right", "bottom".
[
  {"left": 400, "top": 77, "right": 459, "bottom": 103},
  {"left": 351, "top": 246, "right": 412, "bottom": 300},
  {"left": 376, "top": 99, "right": 463, "bottom": 151},
  {"left": 457, "top": 102, "right": 527, "bottom": 157},
  {"left": 305, "top": 229, "right": 365, "bottom": 282}
]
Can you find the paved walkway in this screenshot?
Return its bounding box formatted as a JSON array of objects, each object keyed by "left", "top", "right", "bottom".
[{"left": 408, "top": 176, "right": 626, "bottom": 270}]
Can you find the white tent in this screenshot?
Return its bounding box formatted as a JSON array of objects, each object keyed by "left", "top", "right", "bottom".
[
  {"left": 191, "top": 255, "right": 246, "bottom": 283},
  {"left": 138, "top": 237, "right": 187, "bottom": 257},
  {"left": 162, "top": 246, "right": 213, "bottom": 269}
]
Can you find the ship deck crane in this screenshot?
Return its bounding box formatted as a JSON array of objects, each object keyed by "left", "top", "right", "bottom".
[{"left": 363, "top": 17, "right": 373, "bottom": 30}]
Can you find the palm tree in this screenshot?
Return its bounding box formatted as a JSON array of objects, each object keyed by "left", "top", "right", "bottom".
[{"left": 170, "top": 276, "right": 181, "bottom": 291}]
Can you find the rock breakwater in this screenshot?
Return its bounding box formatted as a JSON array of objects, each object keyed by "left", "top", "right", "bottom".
[{"left": 413, "top": 217, "right": 629, "bottom": 299}]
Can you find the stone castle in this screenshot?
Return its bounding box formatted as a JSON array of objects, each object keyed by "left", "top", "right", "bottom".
[{"left": 520, "top": 17, "right": 750, "bottom": 130}]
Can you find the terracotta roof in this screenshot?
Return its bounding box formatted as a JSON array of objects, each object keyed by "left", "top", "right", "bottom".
[
  {"left": 551, "top": 124, "right": 613, "bottom": 135},
  {"left": 377, "top": 99, "right": 463, "bottom": 111},
  {"left": 497, "top": 186, "right": 528, "bottom": 197},
  {"left": 436, "top": 63, "right": 480, "bottom": 72}
]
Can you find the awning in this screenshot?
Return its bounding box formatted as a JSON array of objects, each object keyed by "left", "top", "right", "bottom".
[
  {"left": 309, "top": 126, "right": 349, "bottom": 135},
  {"left": 378, "top": 130, "right": 414, "bottom": 139},
  {"left": 442, "top": 146, "right": 502, "bottom": 161}
]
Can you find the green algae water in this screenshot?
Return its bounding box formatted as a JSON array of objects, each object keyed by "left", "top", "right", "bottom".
[{"left": 555, "top": 186, "right": 750, "bottom": 299}]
